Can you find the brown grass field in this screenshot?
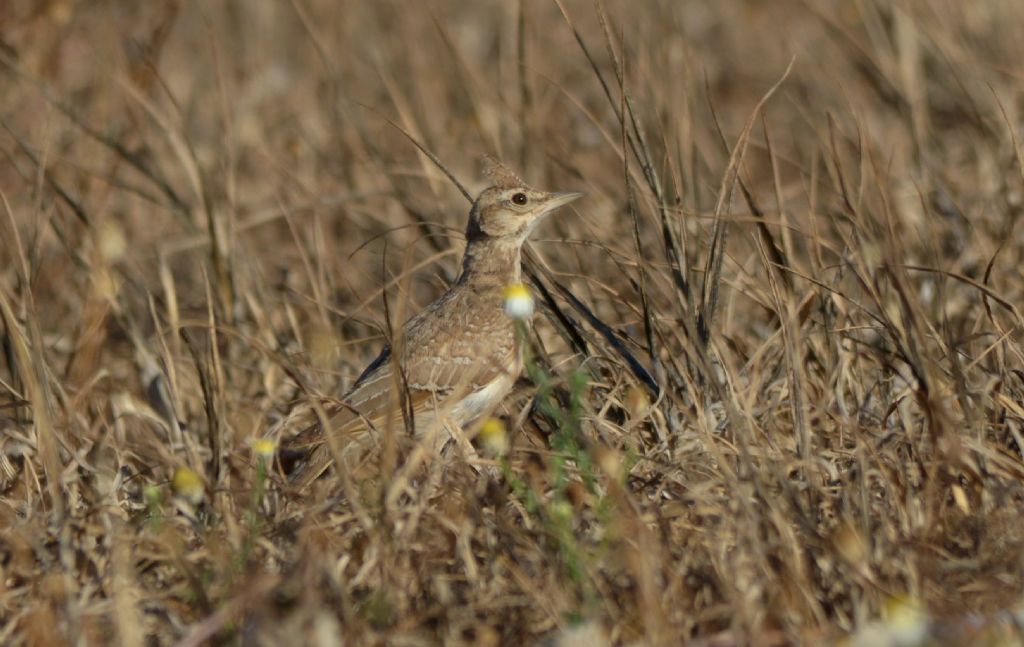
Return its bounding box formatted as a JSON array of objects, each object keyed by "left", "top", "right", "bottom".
[{"left": 3, "top": 1, "right": 1024, "bottom": 645}]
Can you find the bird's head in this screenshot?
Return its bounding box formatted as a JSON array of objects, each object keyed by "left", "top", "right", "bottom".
[{"left": 466, "top": 157, "right": 583, "bottom": 243}]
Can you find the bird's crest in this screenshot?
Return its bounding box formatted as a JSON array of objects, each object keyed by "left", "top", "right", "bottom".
[{"left": 481, "top": 155, "right": 526, "bottom": 189}]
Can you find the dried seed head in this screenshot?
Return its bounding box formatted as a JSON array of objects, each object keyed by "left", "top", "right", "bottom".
[
  {"left": 594, "top": 445, "right": 625, "bottom": 482},
  {"left": 625, "top": 384, "right": 651, "bottom": 420}
]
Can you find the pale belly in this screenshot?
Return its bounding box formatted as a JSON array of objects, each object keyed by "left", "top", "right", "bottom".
[{"left": 449, "top": 372, "right": 516, "bottom": 425}]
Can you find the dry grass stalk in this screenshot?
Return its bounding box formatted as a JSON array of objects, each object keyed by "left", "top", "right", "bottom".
[{"left": 2, "top": 1, "right": 1024, "bottom": 645}]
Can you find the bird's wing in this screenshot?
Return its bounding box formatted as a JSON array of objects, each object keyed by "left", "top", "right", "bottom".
[{"left": 284, "top": 304, "right": 517, "bottom": 488}]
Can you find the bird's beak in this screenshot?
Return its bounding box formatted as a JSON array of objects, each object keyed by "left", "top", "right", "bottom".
[{"left": 543, "top": 191, "right": 585, "bottom": 214}]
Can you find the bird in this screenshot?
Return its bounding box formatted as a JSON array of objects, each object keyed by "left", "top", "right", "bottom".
[{"left": 280, "top": 158, "right": 583, "bottom": 489}]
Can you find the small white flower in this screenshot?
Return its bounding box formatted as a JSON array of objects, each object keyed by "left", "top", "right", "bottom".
[{"left": 503, "top": 283, "right": 534, "bottom": 319}]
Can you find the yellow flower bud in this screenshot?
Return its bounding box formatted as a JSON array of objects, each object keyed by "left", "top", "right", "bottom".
[
  {"left": 171, "top": 467, "right": 205, "bottom": 505},
  {"left": 882, "top": 595, "right": 927, "bottom": 645},
  {"left": 478, "top": 417, "right": 509, "bottom": 456},
  {"left": 251, "top": 438, "right": 277, "bottom": 461},
  {"left": 502, "top": 283, "right": 534, "bottom": 319}
]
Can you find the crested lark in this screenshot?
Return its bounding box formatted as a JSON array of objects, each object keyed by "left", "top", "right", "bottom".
[{"left": 283, "top": 160, "right": 583, "bottom": 487}]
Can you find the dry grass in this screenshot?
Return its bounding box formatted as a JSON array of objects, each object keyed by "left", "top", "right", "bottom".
[{"left": 3, "top": 1, "right": 1024, "bottom": 645}]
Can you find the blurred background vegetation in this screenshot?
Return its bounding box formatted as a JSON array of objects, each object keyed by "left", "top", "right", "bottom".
[{"left": 2, "top": 1, "right": 1024, "bottom": 645}]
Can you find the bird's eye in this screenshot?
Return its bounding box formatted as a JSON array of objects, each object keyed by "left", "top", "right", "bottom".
[{"left": 511, "top": 192, "right": 528, "bottom": 206}]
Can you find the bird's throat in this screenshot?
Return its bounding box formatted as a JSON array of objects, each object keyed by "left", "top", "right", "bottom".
[{"left": 458, "top": 238, "right": 522, "bottom": 286}]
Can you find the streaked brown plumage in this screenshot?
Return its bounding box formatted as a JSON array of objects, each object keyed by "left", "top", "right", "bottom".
[{"left": 282, "top": 160, "right": 583, "bottom": 488}]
